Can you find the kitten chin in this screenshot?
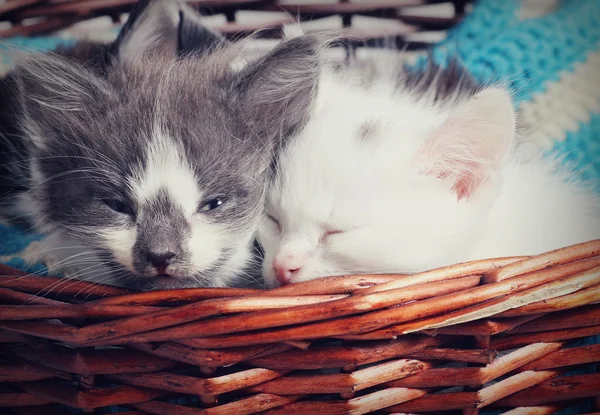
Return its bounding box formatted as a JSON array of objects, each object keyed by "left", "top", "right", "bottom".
[{"left": 259, "top": 58, "right": 600, "bottom": 288}]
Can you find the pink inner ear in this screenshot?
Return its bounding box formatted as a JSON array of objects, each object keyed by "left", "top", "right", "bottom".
[
  {"left": 433, "top": 160, "right": 486, "bottom": 201},
  {"left": 417, "top": 88, "right": 516, "bottom": 201},
  {"left": 451, "top": 162, "right": 484, "bottom": 201},
  {"left": 418, "top": 122, "right": 493, "bottom": 201}
]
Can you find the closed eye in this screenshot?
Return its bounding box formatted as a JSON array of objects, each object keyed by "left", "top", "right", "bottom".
[
  {"left": 102, "top": 198, "right": 135, "bottom": 217},
  {"left": 320, "top": 229, "right": 344, "bottom": 244},
  {"left": 266, "top": 214, "right": 281, "bottom": 230},
  {"left": 325, "top": 229, "right": 344, "bottom": 236}
]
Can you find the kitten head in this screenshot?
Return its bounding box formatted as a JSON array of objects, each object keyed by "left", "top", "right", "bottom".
[
  {"left": 260, "top": 65, "right": 517, "bottom": 287},
  {"left": 15, "top": 7, "right": 320, "bottom": 289}
]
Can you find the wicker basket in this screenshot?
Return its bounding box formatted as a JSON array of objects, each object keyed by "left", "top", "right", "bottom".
[
  {"left": 2, "top": 1, "right": 599, "bottom": 414},
  {"left": 1, "top": 240, "right": 599, "bottom": 414},
  {"left": 0, "top": 0, "right": 470, "bottom": 51}
]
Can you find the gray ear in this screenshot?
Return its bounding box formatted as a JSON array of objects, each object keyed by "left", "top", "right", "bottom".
[
  {"left": 16, "top": 54, "right": 113, "bottom": 147},
  {"left": 232, "top": 36, "right": 321, "bottom": 140},
  {"left": 111, "top": 0, "right": 183, "bottom": 61},
  {"left": 177, "top": 2, "right": 228, "bottom": 56}
]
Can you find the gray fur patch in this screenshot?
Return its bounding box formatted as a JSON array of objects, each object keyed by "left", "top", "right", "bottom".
[
  {"left": 357, "top": 119, "right": 382, "bottom": 142},
  {"left": 133, "top": 189, "right": 190, "bottom": 276},
  {"left": 400, "top": 57, "right": 481, "bottom": 104}
]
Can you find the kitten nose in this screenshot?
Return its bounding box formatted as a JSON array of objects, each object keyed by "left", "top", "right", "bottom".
[
  {"left": 273, "top": 256, "right": 302, "bottom": 286},
  {"left": 147, "top": 251, "right": 176, "bottom": 274}
]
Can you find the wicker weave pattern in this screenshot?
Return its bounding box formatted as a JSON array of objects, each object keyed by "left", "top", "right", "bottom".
[
  {"left": 1, "top": 240, "right": 599, "bottom": 414},
  {"left": 0, "top": 0, "right": 469, "bottom": 50},
  {"left": 1, "top": 2, "right": 599, "bottom": 414}
]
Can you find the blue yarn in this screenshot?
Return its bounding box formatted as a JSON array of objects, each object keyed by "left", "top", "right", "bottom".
[
  {"left": 551, "top": 112, "right": 600, "bottom": 191},
  {"left": 426, "top": 0, "right": 600, "bottom": 103},
  {"left": 0, "top": 224, "right": 44, "bottom": 255},
  {"left": 3, "top": 258, "right": 47, "bottom": 276},
  {"left": 0, "top": 224, "right": 47, "bottom": 276},
  {"left": 0, "top": 35, "right": 73, "bottom": 51},
  {"left": 439, "top": 0, "right": 522, "bottom": 55},
  {"left": 0, "top": 36, "right": 75, "bottom": 66}
]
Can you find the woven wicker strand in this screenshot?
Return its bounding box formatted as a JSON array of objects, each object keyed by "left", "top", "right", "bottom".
[
  {"left": 0, "top": 240, "right": 599, "bottom": 414},
  {"left": 0, "top": 0, "right": 470, "bottom": 51}
]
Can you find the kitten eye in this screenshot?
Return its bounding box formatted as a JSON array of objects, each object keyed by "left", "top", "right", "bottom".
[
  {"left": 199, "top": 198, "right": 226, "bottom": 212},
  {"left": 266, "top": 214, "right": 281, "bottom": 232},
  {"left": 326, "top": 229, "right": 344, "bottom": 236},
  {"left": 267, "top": 213, "right": 280, "bottom": 226},
  {"left": 103, "top": 199, "right": 134, "bottom": 216}
]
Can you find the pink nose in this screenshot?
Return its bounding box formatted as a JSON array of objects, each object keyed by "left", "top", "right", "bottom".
[{"left": 273, "top": 256, "right": 302, "bottom": 286}]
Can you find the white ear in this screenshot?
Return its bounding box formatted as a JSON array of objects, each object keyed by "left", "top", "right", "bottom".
[
  {"left": 113, "top": 0, "right": 182, "bottom": 61},
  {"left": 416, "top": 88, "right": 516, "bottom": 200}
]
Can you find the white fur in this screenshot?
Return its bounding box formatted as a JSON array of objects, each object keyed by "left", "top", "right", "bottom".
[
  {"left": 130, "top": 130, "right": 200, "bottom": 212},
  {"left": 259, "top": 66, "right": 600, "bottom": 288},
  {"left": 98, "top": 227, "right": 137, "bottom": 273},
  {"left": 186, "top": 213, "right": 253, "bottom": 285}
]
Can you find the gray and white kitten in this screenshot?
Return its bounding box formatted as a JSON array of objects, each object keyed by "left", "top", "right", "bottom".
[{"left": 0, "top": 0, "right": 319, "bottom": 290}]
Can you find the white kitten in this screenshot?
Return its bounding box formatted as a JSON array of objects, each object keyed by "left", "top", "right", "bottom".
[{"left": 259, "top": 59, "right": 600, "bottom": 288}]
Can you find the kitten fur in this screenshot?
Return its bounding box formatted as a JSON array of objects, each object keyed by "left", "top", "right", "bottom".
[
  {"left": 259, "top": 47, "right": 600, "bottom": 288},
  {"left": 1, "top": 0, "right": 319, "bottom": 290},
  {"left": 0, "top": 0, "right": 214, "bottom": 219}
]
